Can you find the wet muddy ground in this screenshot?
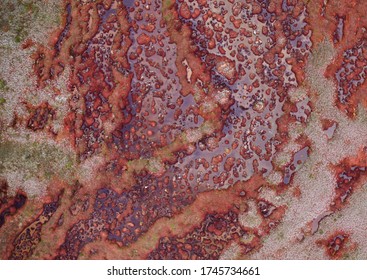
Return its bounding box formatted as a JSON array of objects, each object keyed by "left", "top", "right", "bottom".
[{"left": 0, "top": 0, "right": 367, "bottom": 260}]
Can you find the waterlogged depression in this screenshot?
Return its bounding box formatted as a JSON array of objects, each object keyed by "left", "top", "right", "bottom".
[{"left": 0, "top": 0, "right": 367, "bottom": 260}]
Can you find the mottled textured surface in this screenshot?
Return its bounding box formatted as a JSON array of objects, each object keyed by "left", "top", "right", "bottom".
[{"left": 0, "top": 0, "right": 367, "bottom": 260}]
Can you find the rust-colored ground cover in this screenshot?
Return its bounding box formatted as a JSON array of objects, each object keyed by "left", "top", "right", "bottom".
[{"left": 0, "top": 0, "right": 367, "bottom": 259}]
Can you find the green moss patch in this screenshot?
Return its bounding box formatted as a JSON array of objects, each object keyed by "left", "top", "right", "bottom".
[{"left": 0, "top": 140, "right": 76, "bottom": 189}]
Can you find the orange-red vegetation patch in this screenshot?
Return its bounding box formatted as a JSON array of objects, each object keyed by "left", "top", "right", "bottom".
[
  {"left": 9, "top": 0, "right": 367, "bottom": 260},
  {"left": 0, "top": 189, "right": 27, "bottom": 229},
  {"left": 9, "top": 192, "right": 62, "bottom": 259},
  {"left": 317, "top": 231, "right": 355, "bottom": 259},
  {"left": 331, "top": 149, "right": 367, "bottom": 211},
  {"left": 313, "top": 0, "right": 367, "bottom": 117},
  {"left": 149, "top": 210, "right": 246, "bottom": 260},
  {"left": 25, "top": 102, "right": 56, "bottom": 132}
]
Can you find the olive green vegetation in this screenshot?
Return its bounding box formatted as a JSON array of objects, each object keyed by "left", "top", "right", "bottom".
[
  {"left": 0, "top": 97, "right": 6, "bottom": 105},
  {"left": 162, "top": 0, "right": 174, "bottom": 22},
  {"left": 0, "top": 0, "right": 61, "bottom": 43},
  {"left": 0, "top": 140, "right": 76, "bottom": 185},
  {"left": 0, "top": 79, "right": 9, "bottom": 91},
  {"left": 162, "top": 0, "right": 174, "bottom": 11}
]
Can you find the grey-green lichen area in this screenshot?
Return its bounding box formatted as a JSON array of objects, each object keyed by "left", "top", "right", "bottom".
[
  {"left": 0, "top": 0, "right": 61, "bottom": 44},
  {"left": 0, "top": 138, "right": 76, "bottom": 197},
  {"left": 0, "top": 0, "right": 70, "bottom": 129},
  {"left": 0, "top": 1, "right": 74, "bottom": 199},
  {"left": 250, "top": 40, "right": 367, "bottom": 259}
]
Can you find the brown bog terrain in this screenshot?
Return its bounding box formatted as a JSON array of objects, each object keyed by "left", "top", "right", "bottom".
[{"left": 0, "top": 0, "right": 367, "bottom": 259}]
